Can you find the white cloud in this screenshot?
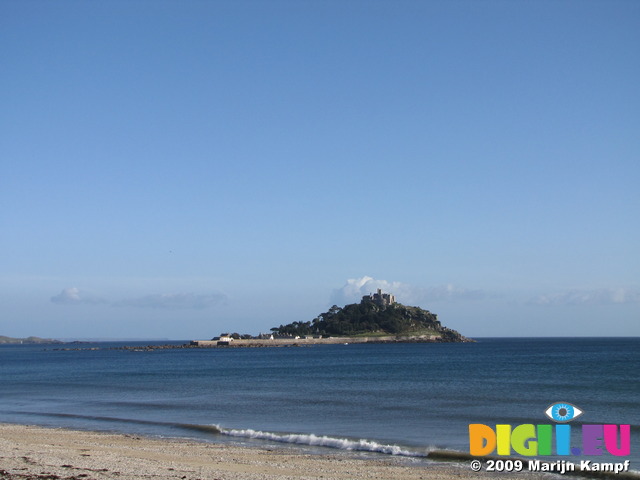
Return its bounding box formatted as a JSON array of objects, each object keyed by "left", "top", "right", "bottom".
[
  {"left": 530, "top": 288, "right": 640, "bottom": 306},
  {"left": 50, "top": 287, "right": 107, "bottom": 305},
  {"left": 113, "top": 292, "right": 227, "bottom": 310},
  {"left": 330, "top": 276, "right": 484, "bottom": 306}
]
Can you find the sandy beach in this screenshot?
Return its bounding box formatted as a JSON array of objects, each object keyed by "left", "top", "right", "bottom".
[{"left": 0, "top": 423, "right": 557, "bottom": 480}]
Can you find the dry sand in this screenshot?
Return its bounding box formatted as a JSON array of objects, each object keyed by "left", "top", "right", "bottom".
[{"left": 0, "top": 423, "right": 552, "bottom": 480}]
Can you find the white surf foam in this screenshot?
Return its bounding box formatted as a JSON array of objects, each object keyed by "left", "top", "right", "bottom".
[{"left": 217, "top": 427, "right": 424, "bottom": 457}]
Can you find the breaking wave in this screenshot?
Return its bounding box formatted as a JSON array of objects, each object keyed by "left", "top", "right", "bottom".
[{"left": 218, "top": 427, "right": 426, "bottom": 457}]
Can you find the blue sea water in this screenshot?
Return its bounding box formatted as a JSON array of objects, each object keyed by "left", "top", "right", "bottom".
[{"left": 1, "top": 338, "right": 638, "bottom": 467}]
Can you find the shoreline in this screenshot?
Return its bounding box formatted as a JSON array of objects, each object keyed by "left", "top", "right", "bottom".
[{"left": 0, "top": 422, "right": 550, "bottom": 480}]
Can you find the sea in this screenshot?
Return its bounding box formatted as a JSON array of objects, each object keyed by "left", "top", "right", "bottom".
[{"left": 1, "top": 337, "right": 638, "bottom": 470}]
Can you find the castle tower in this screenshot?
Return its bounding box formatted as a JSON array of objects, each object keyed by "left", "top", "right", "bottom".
[{"left": 361, "top": 289, "right": 396, "bottom": 307}]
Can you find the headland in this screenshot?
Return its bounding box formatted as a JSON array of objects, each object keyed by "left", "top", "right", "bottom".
[{"left": 0, "top": 335, "right": 62, "bottom": 345}]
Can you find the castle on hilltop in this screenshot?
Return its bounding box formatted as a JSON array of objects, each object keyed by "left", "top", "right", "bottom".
[{"left": 361, "top": 288, "right": 396, "bottom": 307}]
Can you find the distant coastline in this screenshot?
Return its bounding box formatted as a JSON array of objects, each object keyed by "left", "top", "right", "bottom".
[{"left": 0, "top": 335, "right": 62, "bottom": 345}]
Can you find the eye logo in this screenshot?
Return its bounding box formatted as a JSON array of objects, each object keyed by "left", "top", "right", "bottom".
[{"left": 544, "top": 402, "right": 583, "bottom": 423}]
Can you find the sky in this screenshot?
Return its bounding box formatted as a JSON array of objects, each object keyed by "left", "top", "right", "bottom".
[{"left": 1, "top": 0, "right": 638, "bottom": 339}]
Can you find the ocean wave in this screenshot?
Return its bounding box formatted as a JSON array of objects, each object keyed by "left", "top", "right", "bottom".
[{"left": 217, "top": 426, "right": 425, "bottom": 457}]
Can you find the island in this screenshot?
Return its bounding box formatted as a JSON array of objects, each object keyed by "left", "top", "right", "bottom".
[{"left": 191, "top": 289, "right": 472, "bottom": 347}]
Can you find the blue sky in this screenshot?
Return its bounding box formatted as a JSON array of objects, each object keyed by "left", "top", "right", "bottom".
[{"left": 1, "top": 0, "right": 638, "bottom": 339}]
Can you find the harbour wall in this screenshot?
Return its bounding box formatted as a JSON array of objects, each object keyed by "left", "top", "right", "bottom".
[{"left": 190, "top": 334, "right": 441, "bottom": 347}]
